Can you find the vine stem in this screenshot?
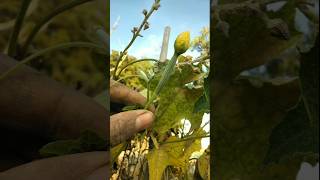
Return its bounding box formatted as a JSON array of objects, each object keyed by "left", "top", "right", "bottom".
[
  {"left": 7, "top": 0, "right": 32, "bottom": 57},
  {"left": 0, "top": 42, "right": 103, "bottom": 80},
  {"left": 113, "top": 0, "right": 161, "bottom": 80},
  {"left": 19, "top": 0, "right": 94, "bottom": 58},
  {"left": 160, "top": 135, "right": 210, "bottom": 145},
  {"left": 144, "top": 52, "right": 178, "bottom": 110},
  {"left": 117, "top": 59, "right": 158, "bottom": 78}
]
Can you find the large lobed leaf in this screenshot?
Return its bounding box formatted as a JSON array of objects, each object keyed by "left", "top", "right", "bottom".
[
  {"left": 150, "top": 64, "right": 204, "bottom": 136},
  {"left": 211, "top": 2, "right": 307, "bottom": 179},
  {"left": 265, "top": 35, "right": 319, "bottom": 165}
]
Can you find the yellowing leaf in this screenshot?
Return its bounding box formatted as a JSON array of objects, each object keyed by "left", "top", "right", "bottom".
[
  {"left": 198, "top": 150, "right": 210, "bottom": 180},
  {"left": 147, "top": 137, "right": 201, "bottom": 180}
]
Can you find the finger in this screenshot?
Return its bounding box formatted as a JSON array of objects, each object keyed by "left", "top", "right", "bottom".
[
  {"left": 110, "top": 80, "right": 155, "bottom": 112},
  {"left": 85, "top": 165, "right": 109, "bottom": 180},
  {"left": 0, "top": 54, "right": 107, "bottom": 140},
  {"left": 0, "top": 152, "right": 109, "bottom": 180},
  {"left": 110, "top": 110, "right": 154, "bottom": 146}
]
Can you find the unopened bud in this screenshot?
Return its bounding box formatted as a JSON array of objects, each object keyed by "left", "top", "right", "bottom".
[
  {"left": 142, "top": 9, "right": 148, "bottom": 16},
  {"left": 174, "top": 31, "right": 190, "bottom": 55},
  {"left": 144, "top": 22, "right": 150, "bottom": 30}
]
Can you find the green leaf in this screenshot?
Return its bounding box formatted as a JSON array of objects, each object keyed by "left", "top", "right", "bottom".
[
  {"left": 203, "top": 77, "right": 210, "bottom": 103},
  {"left": 121, "top": 104, "right": 144, "bottom": 111},
  {"left": 193, "top": 94, "right": 209, "bottom": 113},
  {"left": 156, "top": 88, "right": 203, "bottom": 134},
  {"left": 39, "top": 130, "right": 107, "bottom": 157},
  {"left": 39, "top": 140, "right": 81, "bottom": 157},
  {"left": 150, "top": 64, "right": 204, "bottom": 135}
]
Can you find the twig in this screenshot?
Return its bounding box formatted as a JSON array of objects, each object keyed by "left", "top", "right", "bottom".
[
  {"left": 117, "top": 58, "right": 158, "bottom": 78},
  {"left": 7, "top": 0, "right": 32, "bottom": 57},
  {"left": 113, "top": 0, "right": 161, "bottom": 80},
  {"left": 20, "top": 0, "right": 94, "bottom": 58}
]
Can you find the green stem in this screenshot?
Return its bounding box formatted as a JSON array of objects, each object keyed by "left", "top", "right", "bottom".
[
  {"left": 20, "top": 0, "right": 94, "bottom": 58},
  {"left": 117, "top": 58, "right": 157, "bottom": 77},
  {"left": 7, "top": 0, "right": 32, "bottom": 57},
  {"left": 0, "top": 42, "right": 103, "bottom": 80},
  {"left": 144, "top": 52, "right": 178, "bottom": 109},
  {"left": 147, "top": 77, "right": 152, "bottom": 102},
  {"left": 113, "top": 1, "right": 161, "bottom": 80}
]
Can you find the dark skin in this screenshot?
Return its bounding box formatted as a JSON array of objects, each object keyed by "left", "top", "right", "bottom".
[{"left": 0, "top": 53, "right": 154, "bottom": 179}]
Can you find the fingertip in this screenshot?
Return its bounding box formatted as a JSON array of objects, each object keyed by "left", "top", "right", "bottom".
[
  {"left": 135, "top": 111, "right": 155, "bottom": 131},
  {"left": 110, "top": 110, "right": 154, "bottom": 146}
]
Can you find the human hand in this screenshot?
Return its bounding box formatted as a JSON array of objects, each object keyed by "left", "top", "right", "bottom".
[{"left": 0, "top": 53, "right": 154, "bottom": 179}]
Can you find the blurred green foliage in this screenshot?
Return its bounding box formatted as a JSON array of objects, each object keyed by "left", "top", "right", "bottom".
[{"left": 0, "top": 0, "right": 108, "bottom": 96}]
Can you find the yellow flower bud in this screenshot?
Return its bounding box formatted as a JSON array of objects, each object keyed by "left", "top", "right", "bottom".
[{"left": 174, "top": 31, "right": 190, "bottom": 55}]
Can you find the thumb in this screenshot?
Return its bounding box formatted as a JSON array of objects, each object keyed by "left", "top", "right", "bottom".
[{"left": 110, "top": 110, "right": 154, "bottom": 146}]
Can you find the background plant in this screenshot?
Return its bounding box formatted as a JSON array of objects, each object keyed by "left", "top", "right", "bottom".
[
  {"left": 0, "top": 0, "right": 108, "bottom": 96},
  {"left": 110, "top": 1, "right": 211, "bottom": 179},
  {"left": 211, "top": 0, "right": 318, "bottom": 179},
  {"left": 0, "top": 0, "right": 109, "bottom": 165}
]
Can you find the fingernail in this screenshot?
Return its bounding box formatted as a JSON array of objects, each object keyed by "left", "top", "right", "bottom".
[{"left": 136, "top": 111, "right": 154, "bottom": 130}]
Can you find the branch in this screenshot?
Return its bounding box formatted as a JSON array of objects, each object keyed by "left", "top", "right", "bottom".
[
  {"left": 117, "top": 58, "right": 158, "bottom": 78},
  {"left": 113, "top": 0, "right": 161, "bottom": 80}
]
